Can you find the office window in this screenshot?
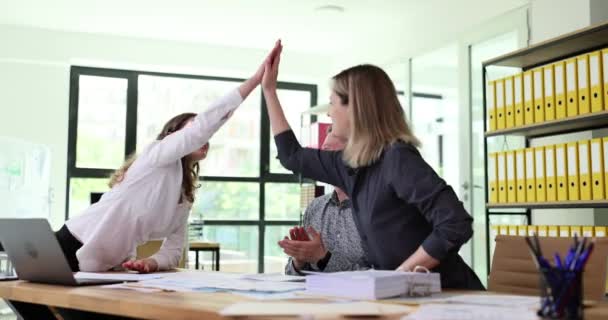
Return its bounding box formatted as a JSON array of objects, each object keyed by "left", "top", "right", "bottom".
[
  {"left": 67, "top": 66, "right": 317, "bottom": 272},
  {"left": 76, "top": 76, "right": 127, "bottom": 169}
]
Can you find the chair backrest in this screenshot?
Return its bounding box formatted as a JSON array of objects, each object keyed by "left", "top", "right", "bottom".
[
  {"left": 488, "top": 235, "right": 608, "bottom": 301},
  {"left": 136, "top": 240, "right": 186, "bottom": 268}
]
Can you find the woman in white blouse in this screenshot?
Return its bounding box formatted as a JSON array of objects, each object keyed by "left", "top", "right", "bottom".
[{"left": 56, "top": 43, "right": 282, "bottom": 273}]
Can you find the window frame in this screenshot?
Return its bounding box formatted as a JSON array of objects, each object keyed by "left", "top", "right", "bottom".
[{"left": 67, "top": 66, "right": 317, "bottom": 272}]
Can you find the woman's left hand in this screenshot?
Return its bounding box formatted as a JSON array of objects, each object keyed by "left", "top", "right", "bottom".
[{"left": 122, "top": 258, "right": 159, "bottom": 273}]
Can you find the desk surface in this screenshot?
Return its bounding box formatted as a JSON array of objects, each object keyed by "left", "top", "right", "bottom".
[
  {"left": 189, "top": 241, "right": 220, "bottom": 250},
  {"left": 1, "top": 280, "right": 608, "bottom": 320}
]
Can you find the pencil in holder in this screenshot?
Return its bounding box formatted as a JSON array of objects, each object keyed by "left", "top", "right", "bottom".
[{"left": 538, "top": 267, "right": 583, "bottom": 320}]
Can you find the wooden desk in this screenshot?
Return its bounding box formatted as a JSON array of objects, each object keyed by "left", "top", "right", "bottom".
[
  {"left": 1, "top": 280, "right": 608, "bottom": 320},
  {"left": 189, "top": 241, "right": 220, "bottom": 271}
]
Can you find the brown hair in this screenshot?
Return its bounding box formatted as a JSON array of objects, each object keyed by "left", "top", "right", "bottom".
[
  {"left": 109, "top": 113, "right": 201, "bottom": 203},
  {"left": 332, "top": 64, "right": 420, "bottom": 168}
]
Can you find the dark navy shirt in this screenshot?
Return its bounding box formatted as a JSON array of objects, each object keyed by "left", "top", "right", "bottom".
[{"left": 275, "top": 130, "right": 484, "bottom": 289}]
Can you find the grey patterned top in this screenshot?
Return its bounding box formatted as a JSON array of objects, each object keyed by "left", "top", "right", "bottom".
[{"left": 285, "top": 191, "right": 369, "bottom": 275}]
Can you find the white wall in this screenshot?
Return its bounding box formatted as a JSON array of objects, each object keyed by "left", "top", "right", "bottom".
[{"left": 0, "top": 24, "right": 335, "bottom": 228}]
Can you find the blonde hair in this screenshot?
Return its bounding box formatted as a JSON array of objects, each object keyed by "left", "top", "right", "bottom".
[
  {"left": 332, "top": 64, "right": 420, "bottom": 168},
  {"left": 109, "top": 113, "right": 201, "bottom": 203}
]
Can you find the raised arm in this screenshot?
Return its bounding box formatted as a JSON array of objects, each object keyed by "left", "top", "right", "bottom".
[
  {"left": 262, "top": 41, "right": 349, "bottom": 188},
  {"left": 144, "top": 43, "right": 281, "bottom": 167}
]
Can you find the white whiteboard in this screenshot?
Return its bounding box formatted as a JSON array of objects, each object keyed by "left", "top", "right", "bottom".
[{"left": 0, "top": 137, "right": 51, "bottom": 218}]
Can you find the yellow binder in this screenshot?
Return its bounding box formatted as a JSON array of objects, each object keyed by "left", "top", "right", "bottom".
[
  {"left": 556, "top": 143, "right": 569, "bottom": 201},
  {"left": 567, "top": 142, "right": 580, "bottom": 201},
  {"left": 566, "top": 58, "right": 579, "bottom": 117},
  {"left": 514, "top": 73, "right": 524, "bottom": 127},
  {"left": 595, "top": 226, "right": 607, "bottom": 237},
  {"left": 487, "top": 80, "right": 496, "bottom": 131},
  {"left": 508, "top": 225, "right": 518, "bottom": 236},
  {"left": 516, "top": 149, "right": 526, "bottom": 203},
  {"left": 548, "top": 225, "right": 559, "bottom": 237},
  {"left": 545, "top": 145, "right": 557, "bottom": 202},
  {"left": 603, "top": 49, "right": 608, "bottom": 110},
  {"left": 518, "top": 225, "right": 527, "bottom": 237},
  {"left": 570, "top": 226, "right": 582, "bottom": 237},
  {"left": 604, "top": 137, "right": 608, "bottom": 198},
  {"left": 505, "top": 76, "right": 515, "bottom": 128},
  {"left": 499, "top": 225, "right": 509, "bottom": 235},
  {"left": 524, "top": 71, "right": 535, "bottom": 124},
  {"left": 554, "top": 61, "right": 567, "bottom": 119},
  {"left": 582, "top": 226, "right": 594, "bottom": 237},
  {"left": 544, "top": 64, "right": 556, "bottom": 121},
  {"left": 535, "top": 146, "right": 546, "bottom": 202},
  {"left": 496, "top": 79, "right": 506, "bottom": 130},
  {"left": 589, "top": 51, "right": 604, "bottom": 112},
  {"left": 525, "top": 148, "right": 536, "bottom": 202},
  {"left": 579, "top": 140, "right": 592, "bottom": 200},
  {"left": 577, "top": 54, "right": 591, "bottom": 114},
  {"left": 537, "top": 225, "right": 548, "bottom": 237},
  {"left": 591, "top": 138, "right": 605, "bottom": 200},
  {"left": 527, "top": 225, "right": 537, "bottom": 237},
  {"left": 498, "top": 152, "right": 507, "bottom": 203},
  {"left": 559, "top": 226, "right": 570, "bottom": 237},
  {"left": 507, "top": 151, "right": 516, "bottom": 203},
  {"left": 489, "top": 153, "right": 498, "bottom": 203},
  {"left": 533, "top": 68, "right": 545, "bottom": 123}
]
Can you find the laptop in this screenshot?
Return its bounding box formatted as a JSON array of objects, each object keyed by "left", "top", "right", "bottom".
[{"left": 0, "top": 218, "right": 123, "bottom": 286}]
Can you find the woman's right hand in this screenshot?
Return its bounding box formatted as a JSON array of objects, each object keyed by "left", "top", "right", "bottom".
[
  {"left": 262, "top": 40, "right": 283, "bottom": 92},
  {"left": 239, "top": 40, "right": 282, "bottom": 99}
]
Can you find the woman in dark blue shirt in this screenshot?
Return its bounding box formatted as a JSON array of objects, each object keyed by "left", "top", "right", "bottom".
[{"left": 262, "top": 41, "right": 483, "bottom": 289}]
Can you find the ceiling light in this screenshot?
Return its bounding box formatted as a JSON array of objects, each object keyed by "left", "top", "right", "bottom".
[{"left": 314, "top": 5, "right": 345, "bottom": 15}]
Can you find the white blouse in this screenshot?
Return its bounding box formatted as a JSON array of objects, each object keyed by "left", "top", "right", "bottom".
[{"left": 66, "top": 88, "right": 243, "bottom": 272}]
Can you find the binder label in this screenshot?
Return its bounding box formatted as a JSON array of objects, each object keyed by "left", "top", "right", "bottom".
[
  {"left": 534, "top": 70, "right": 543, "bottom": 99},
  {"left": 507, "top": 153, "right": 515, "bottom": 180},
  {"left": 516, "top": 152, "right": 525, "bottom": 179},
  {"left": 555, "top": 64, "right": 564, "bottom": 94},
  {"left": 526, "top": 150, "right": 534, "bottom": 178},
  {"left": 557, "top": 147, "right": 565, "bottom": 176},
  {"left": 536, "top": 149, "right": 545, "bottom": 177},
  {"left": 579, "top": 144, "right": 589, "bottom": 174},
  {"left": 578, "top": 59, "right": 588, "bottom": 88},
  {"left": 514, "top": 76, "right": 522, "bottom": 103},
  {"left": 568, "top": 146, "right": 577, "bottom": 175},
  {"left": 592, "top": 143, "right": 601, "bottom": 173},
  {"left": 496, "top": 81, "right": 504, "bottom": 107},
  {"left": 567, "top": 62, "right": 576, "bottom": 91},
  {"left": 544, "top": 68, "right": 553, "bottom": 96},
  {"left": 546, "top": 148, "right": 554, "bottom": 177},
  {"left": 524, "top": 73, "right": 532, "bottom": 101},
  {"left": 498, "top": 154, "right": 506, "bottom": 181},
  {"left": 590, "top": 55, "right": 600, "bottom": 85},
  {"left": 506, "top": 79, "right": 513, "bottom": 105}
]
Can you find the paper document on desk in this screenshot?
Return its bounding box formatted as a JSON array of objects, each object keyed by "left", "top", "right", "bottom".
[
  {"left": 444, "top": 294, "right": 539, "bottom": 308},
  {"left": 75, "top": 272, "right": 164, "bottom": 282},
  {"left": 403, "top": 304, "right": 537, "bottom": 320},
  {"left": 221, "top": 301, "right": 413, "bottom": 317},
  {"left": 306, "top": 270, "right": 440, "bottom": 300},
  {"left": 240, "top": 273, "right": 305, "bottom": 282},
  {"left": 136, "top": 271, "right": 305, "bottom": 293}
]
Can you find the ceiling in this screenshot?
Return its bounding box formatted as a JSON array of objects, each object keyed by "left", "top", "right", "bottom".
[{"left": 0, "top": 0, "right": 529, "bottom": 61}]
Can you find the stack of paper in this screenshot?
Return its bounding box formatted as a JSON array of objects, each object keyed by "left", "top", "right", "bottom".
[
  {"left": 131, "top": 271, "right": 305, "bottom": 293},
  {"left": 305, "top": 270, "right": 440, "bottom": 300}
]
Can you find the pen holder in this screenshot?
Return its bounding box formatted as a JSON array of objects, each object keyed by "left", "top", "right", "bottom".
[{"left": 538, "top": 267, "right": 583, "bottom": 320}]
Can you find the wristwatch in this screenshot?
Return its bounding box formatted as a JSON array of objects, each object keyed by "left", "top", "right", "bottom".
[{"left": 315, "top": 251, "right": 332, "bottom": 271}]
